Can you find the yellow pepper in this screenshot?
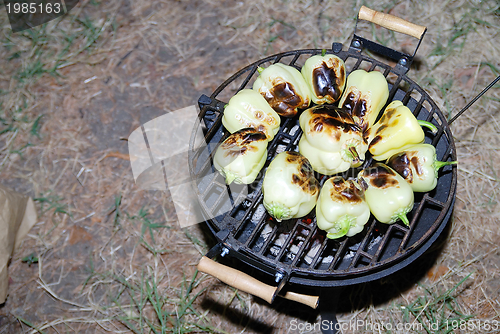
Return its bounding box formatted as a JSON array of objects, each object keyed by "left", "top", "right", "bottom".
[
  {"left": 301, "top": 53, "right": 346, "bottom": 105},
  {"left": 386, "top": 143, "right": 457, "bottom": 192},
  {"left": 253, "top": 63, "right": 311, "bottom": 117},
  {"left": 213, "top": 128, "right": 269, "bottom": 185},
  {"left": 316, "top": 176, "right": 370, "bottom": 239},
  {"left": 366, "top": 100, "right": 437, "bottom": 161},
  {"left": 338, "top": 69, "right": 389, "bottom": 132},
  {"left": 298, "top": 105, "right": 367, "bottom": 175},
  {"left": 222, "top": 89, "right": 281, "bottom": 140},
  {"left": 262, "top": 151, "right": 319, "bottom": 222},
  {"left": 358, "top": 163, "right": 414, "bottom": 226}
]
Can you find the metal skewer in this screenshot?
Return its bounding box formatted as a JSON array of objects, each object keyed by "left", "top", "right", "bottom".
[{"left": 448, "top": 74, "right": 500, "bottom": 125}]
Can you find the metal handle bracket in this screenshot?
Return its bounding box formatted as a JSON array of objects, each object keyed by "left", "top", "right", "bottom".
[{"left": 351, "top": 6, "right": 427, "bottom": 74}]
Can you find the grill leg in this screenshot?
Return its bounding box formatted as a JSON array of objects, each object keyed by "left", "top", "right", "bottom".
[{"left": 320, "top": 288, "right": 341, "bottom": 334}]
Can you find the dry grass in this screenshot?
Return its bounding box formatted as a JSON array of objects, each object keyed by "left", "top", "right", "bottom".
[{"left": 0, "top": 0, "right": 499, "bottom": 333}]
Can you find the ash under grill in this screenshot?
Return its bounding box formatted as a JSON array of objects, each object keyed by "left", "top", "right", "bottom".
[{"left": 189, "top": 43, "right": 457, "bottom": 288}]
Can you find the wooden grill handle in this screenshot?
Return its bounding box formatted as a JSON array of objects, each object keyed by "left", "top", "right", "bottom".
[
  {"left": 358, "top": 6, "right": 426, "bottom": 39},
  {"left": 197, "top": 256, "right": 319, "bottom": 309}
]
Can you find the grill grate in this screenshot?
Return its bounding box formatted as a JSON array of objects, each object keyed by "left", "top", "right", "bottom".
[{"left": 189, "top": 44, "right": 457, "bottom": 288}]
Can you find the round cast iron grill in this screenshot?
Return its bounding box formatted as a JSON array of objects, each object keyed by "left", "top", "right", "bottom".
[{"left": 188, "top": 44, "right": 457, "bottom": 288}]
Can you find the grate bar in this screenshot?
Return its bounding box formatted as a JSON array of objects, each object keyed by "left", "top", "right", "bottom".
[
  {"left": 308, "top": 234, "right": 331, "bottom": 269},
  {"left": 273, "top": 226, "right": 299, "bottom": 261},
  {"left": 288, "top": 52, "right": 302, "bottom": 67},
  {"left": 399, "top": 198, "right": 428, "bottom": 250},
  {"left": 439, "top": 142, "right": 455, "bottom": 163},
  {"left": 386, "top": 75, "right": 404, "bottom": 105},
  {"left": 192, "top": 147, "right": 214, "bottom": 181},
  {"left": 411, "top": 95, "right": 425, "bottom": 117},
  {"left": 290, "top": 224, "right": 319, "bottom": 267},
  {"left": 244, "top": 217, "right": 269, "bottom": 249},
  {"left": 349, "top": 221, "right": 378, "bottom": 269},
  {"left": 234, "top": 193, "right": 265, "bottom": 232},
  {"left": 328, "top": 238, "right": 350, "bottom": 271},
  {"left": 199, "top": 172, "right": 219, "bottom": 197},
  {"left": 372, "top": 222, "right": 406, "bottom": 262},
  {"left": 358, "top": 251, "right": 374, "bottom": 260},
  {"left": 423, "top": 195, "right": 445, "bottom": 208},
  {"left": 206, "top": 181, "right": 230, "bottom": 213},
  {"left": 274, "top": 224, "right": 311, "bottom": 263},
  {"left": 257, "top": 223, "right": 279, "bottom": 256},
  {"left": 401, "top": 85, "right": 422, "bottom": 106},
  {"left": 237, "top": 65, "right": 259, "bottom": 91}
]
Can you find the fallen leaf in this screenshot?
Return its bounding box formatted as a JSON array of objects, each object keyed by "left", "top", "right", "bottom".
[
  {"left": 427, "top": 265, "right": 449, "bottom": 282},
  {"left": 91, "top": 216, "right": 102, "bottom": 224},
  {"left": 68, "top": 225, "right": 93, "bottom": 245}
]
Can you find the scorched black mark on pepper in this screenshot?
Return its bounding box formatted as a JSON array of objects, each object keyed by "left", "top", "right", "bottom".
[
  {"left": 387, "top": 152, "right": 413, "bottom": 182},
  {"left": 286, "top": 152, "right": 319, "bottom": 195},
  {"left": 341, "top": 91, "right": 369, "bottom": 129},
  {"left": 330, "top": 176, "right": 363, "bottom": 204},
  {"left": 298, "top": 104, "right": 368, "bottom": 175},
  {"left": 221, "top": 128, "right": 267, "bottom": 158},
  {"left": 411, "top": 156, "right": 425, "bottom": 176},
  {"left": 253, "top": 63, "right": 311, "bottom": 118},
  {"left": 361, "top": 163, "right": 399, "bottom": 189},
  {"left": 263, "top": 81, "right": 304, "bottom": 117},
  {"left": 386, "top": 151, "right": 426, "bottom": 181},
  {"left": 308, "top": 105, "right": 361, "bottom": 141},
  {"left": 312, "top": 61, "right": 345, "bottom": 102}
]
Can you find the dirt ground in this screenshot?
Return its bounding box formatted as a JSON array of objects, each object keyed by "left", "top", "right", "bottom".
[{"left": 0, "top": 0, "right": 499, "bottom": 333}]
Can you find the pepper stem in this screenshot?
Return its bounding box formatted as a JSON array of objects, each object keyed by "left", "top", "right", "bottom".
[
  {"left": 224, "top": 171, "right": 238, "bottom": 185},
  {"left": 434, "top": 160, "right": 457, "bottom": 170},
  {"left": 257, "top": 66, "right": 265, "bottom": 74},
  {"left": 264, "top": 202, "right": 291, "bottom": 222},
  {"left": 326, "top": 215, "right": 353, "bottom": 239},
  {"left": 348, "top": 146, "right": 360, "bottom": 164},
  {"left": 340, "top": 139, "right": 364, "bottom": 167},
  {"left": 321, "top": 49, "right": 327, "bottom": 57},
  {"left": 417, "top": 120, "right": 438, "bottom": 133},
  {"left": 398, "top": 212, "right": 410, "bottom": 226},
  {"left": 342, "top": 141, "right": 364, "bottom": 167}
]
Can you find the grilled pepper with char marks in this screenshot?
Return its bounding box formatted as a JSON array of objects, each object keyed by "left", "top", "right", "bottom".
[
  {"left": 316, "top": 176, "right": 370, "bottom": 239},
  {"left": 386, "top": 143, "right": 457, "bottom": 192},
  {"left": 213, "top": 128, "right": 269, "bottom": 185},
  {"left": 338, "top": 69, "right": 389, "bottom": 132},
  {"left": 366, "top": 100, "right": 437, "bottom": 161},
  {"left": 262, "top": 151, "right": 319, "bottom": 222},
  {"left": 358, "top": 163, "right": 414, "bottom": 226},
  {"left": 253, "top": 63, "right": 311, "bottom": 117},
  {"left": 222, "top": 89, "right": 281, "bottom": 140},
  {"left": 301, "top": 53, "right": 346, "bottom": 105},
  {"left": 298, "top": 105, "right": 368, "bottom": 175}
]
